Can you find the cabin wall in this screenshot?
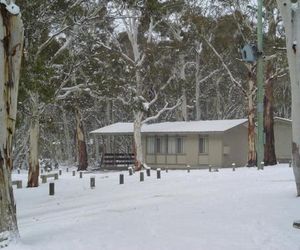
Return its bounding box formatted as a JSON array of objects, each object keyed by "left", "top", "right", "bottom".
[
  {"left": 274, "top": 121, "right": 292, "bottom": 162},
  {"left": 223, "top": 125, "right": 248, "bottom": 167}
]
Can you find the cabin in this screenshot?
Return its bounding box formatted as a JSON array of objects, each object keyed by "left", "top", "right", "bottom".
[{"left": 90, "top": 118, "right": 292, "bottom": 169}]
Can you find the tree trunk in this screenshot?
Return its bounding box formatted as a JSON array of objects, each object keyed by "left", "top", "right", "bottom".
[
  {"left": 181, "top": 88, "right": 188, "bottom": 121},
  {"left": 195, "top": 50, "right": 201, "bottom": 120},
  {"left": 0, "top": 5, "right": 23, "bottom": 246},
  {"left": 264, "top": 62, "right": 277, "bottom": 166},
  {"left": 75, "top": 108, "right": 88, "bottom": 171},
  {"left": 27, "top": 94, "right": 40, "bottom": 187},
  {"left": 134, "top": 111, "right": 143, "bottom": 171},
  {"left": 246, "top": 64, "right": 257, "bottom": 167},
  {"left": 276, "top": 2, "right": 300, "bottom": 195}
]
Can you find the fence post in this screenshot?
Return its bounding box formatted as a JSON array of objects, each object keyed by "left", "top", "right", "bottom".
[
  {"left": 49, "top": 182, "right": 55, "bottom": 196},
  {"left": 120, "top": 174, "right": 124, "bottom": 184},
  {"left": 157, "top": 168, "right": 161, "bottom": 179},
  {"left": 90, "top": 176, "right": 95, "bottom": 189},
  {"left": 66, "top": 168, "right": 69, "bottom": 172},
  {"left": 72, "top": 170, "right": 76, "bottom": 176},
  {"left": 187, "top": 165, "right": 190, "bottom": 173},
  {"left": 289, "top": 161, "right": 292, "bottom": 168},
  {"left": 59, "top": 169, "right": 62, "bottom": 175},
  {"left": 128, "top": 167, "right": 133, "bottom": 176},
  {"left": 232, "top": 163, "right": 236, "bottom": 171},
  {"left": 140, "top": 172, "right": 144, "bottom": 182},
  {"left": 146, "top": 168, "right": 151, "bottom": 177},
  {"left": 209, "top": 165, "right": 212, "bottom": 172},
  {"left": 54, "top": 173, "right": 59, "bottom": 180},
  {"left": 80, "top": 172, "right": 83, "bottom": 178}
]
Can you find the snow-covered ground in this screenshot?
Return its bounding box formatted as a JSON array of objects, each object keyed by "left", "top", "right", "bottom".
[{"left": 8, "top": 165, "right": 300, "bottom": 250}]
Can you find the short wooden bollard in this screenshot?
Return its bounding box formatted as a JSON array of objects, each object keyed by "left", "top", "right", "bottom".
[
  {"left": 72, "top": 170, "right": 76, "bottom": 176},
  {"left": 289, "top": 161, "right": 292, "bottom": 168},
  {"left": 54, "top": 173, "right": 59, "bottom": 180},
  {"left": 49, "top": 183, "right": 55, "bottom": 196},
  {"left": 79, "top": 172, "right": 83, "bottom": 178},
  {"left": 12, "top": 180, "right": 22, "bottom": 189},
  {"left": 232, "top": 163, "right": 236, "bottom": 171},
  {"left": 128, "top": 167, "right": 133, "bottom": 176},
  {"left": 90, "top": 176, "right": 95, "bottom": 189},
  {"left": 209, "top": 165, "right": 212, "bottom": 172},
  {"left": 119, "top": 174, "right": 124, "bottom": 184},
  {"left": 66, "top": 168, "right": 69, "bottom": 172},
  {"left": 41, "top": 169, "right": 44, "bottom": 174},
  {"left": 140, "top": 172, "right": 144, "bottom": 182},
  {"left": 146, "top": 168, "right": 151, "bottom": 177},
  {"left": 166, "top": 169, "right": 168, "bottom": 173},
  {"left": 187, "top": 167, "right": 190, "bottom": 173},
  {"left": 17, "top": 169, "right": 20, "bottom": 174},
  {"left": 59, "top": 169, "right": 62, "bottom": 175},
  {"left": 157, "top": 169, "right": 161, "bottom": 179}
]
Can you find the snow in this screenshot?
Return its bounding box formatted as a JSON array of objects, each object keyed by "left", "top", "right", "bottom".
[
  {"left": 90, "top": 119, "right": 248, "bottom": 135},
  {"left": 8, "top": 165, "right": 300, "bottom": 250}
]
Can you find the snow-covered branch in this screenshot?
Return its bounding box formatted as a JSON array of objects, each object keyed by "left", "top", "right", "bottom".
[{"left": 142, "top": 98, "right": 182, "bottom": 124}]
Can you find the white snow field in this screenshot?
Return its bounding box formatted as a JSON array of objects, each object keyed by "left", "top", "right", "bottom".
[{"left": 8, "top": 165, "right": 300, "bottom": 250}]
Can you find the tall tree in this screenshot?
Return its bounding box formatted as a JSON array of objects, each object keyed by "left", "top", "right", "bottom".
[{"left": 0, "top": 1, "right": 24, "bottom": 246}]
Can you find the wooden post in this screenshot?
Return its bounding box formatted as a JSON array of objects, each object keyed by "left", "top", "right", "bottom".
[
  {"left": 128, "top": 167, "right": 133, "bottom": 176},
  {"left": 146, "top": 168, "right": 150, "bottom": 177},
  {"left": 59, "top": 169, "right": 62, "bottom": 175},
  {"left": 289, "top": 161, "right": 292, "bottom": 168},
  {"left": 140, "top": 172, "right": 144, "bottom": 182},
  {"left": 49, "top": 183, "right": 55, "bottom": 196},
  {"left": 17, "top": 169, "right": 20, "bottom": 174},
  {"left": 54, "top": 173, "right": 58, "bottom": 180},
  {"left": 90, "top": 176, "right": 95, "bottom": 189},
  {"left": 66, "top": 168, "right": 69, "bottom": 172},
  {"left": 80, "top": 172, "right": 83, "bottom": 178},
  {"left": 72, "top": 170, "right": 76, "bottom": 176},
  {"left": 166, "top": 169, "right": 168, "bottom": 173},
  {"left": 209, "top": 165, "right": 212, "bottom": 172},
  {"left": 41, "top": 169, "right": 44, "bottom": 174},
  {"left": 187, "top": 165, "right": 190, "bottom": 173},
  {"left": 232, "top": 163, "right": 236, "bottom": 171},
  {"left": 119, "top": 174, "right": 124, "bottom": 184},
  {"left": 157, "top": 168, "right": 161, "bottom": 179}
]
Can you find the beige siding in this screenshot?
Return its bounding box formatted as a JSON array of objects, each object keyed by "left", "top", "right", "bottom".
[
  {"left": 274, "top": 121, "right": 292, "bottom": 161},
  {"left": 208, "top": 134, "right": 223, "bottom": 167},
  {"left": 223, "top": 125, "right": 248, "bottom": 167}
]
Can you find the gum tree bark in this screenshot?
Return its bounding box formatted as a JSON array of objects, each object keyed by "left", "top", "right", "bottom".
[
  {"left": 27, "top": 93, "right": 40, "bottom": 187},
  {"left": 276, "top": 1, "right": 300, "bottom": 195},
  {"left": 0, "top": 3, "right": 24, "bottom": 246},
  {"left": 264, "top": 62, "right": 277, "bottom": 165},
  {"left": 75, "top": 107, "right": 88, "bottom": 171}
]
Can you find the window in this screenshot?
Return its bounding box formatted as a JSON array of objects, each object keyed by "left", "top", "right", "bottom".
[
  {"left": 155, "top": 136, "right": 167, "bottom": 154},
  {"left": 176, "top": 137, "right": 183, "bottom": 154},
  {"left": 168, "top": 137, "right": 176, "bottom": 154},
  {"left": 199, "top": 136, "right": 208, "bottom": 154},
  {"left": 147, "top": 137, "right": 155, "bottom": 154}
]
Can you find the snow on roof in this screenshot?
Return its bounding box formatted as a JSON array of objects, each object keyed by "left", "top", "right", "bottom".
[{"left": 90, "top": 119, "right": 248, "bottom": 135}]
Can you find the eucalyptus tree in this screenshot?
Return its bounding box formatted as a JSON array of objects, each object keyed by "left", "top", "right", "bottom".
[
  {"left": 0, "top": 1, "right": 24, "bottom": 246},
  {"left": 18, "top": 0, "right": 107, "bottom": 186}
]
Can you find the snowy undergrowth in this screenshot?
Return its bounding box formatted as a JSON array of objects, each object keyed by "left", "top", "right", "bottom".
[{"left": 7, "top": 165, "right": 300, "bottom": 250}]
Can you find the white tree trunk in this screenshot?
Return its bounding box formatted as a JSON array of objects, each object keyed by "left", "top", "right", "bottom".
[
  {"left": 27, "top": 94, "right": 40, "bottom": 187},
  {"left": 0, "top": 5, "right": 23, "bottom": 246},
  {"left": 133, "top": 111, "right": 143, "bottom": 171},
  {"left": 195, "top": 52, "right": 201, "bottom": 121},
  {"left": 277, "top": 2, "right": 300, "bottom": 195}
]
